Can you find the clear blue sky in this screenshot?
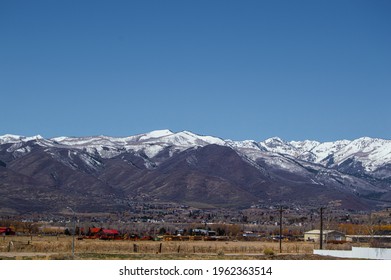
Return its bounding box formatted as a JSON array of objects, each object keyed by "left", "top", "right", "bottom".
[{"left": 1, "top": 0, "right": 390, "bottom": 141}]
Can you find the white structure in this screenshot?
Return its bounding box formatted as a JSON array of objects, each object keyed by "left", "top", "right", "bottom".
[
  {"left": 346, "top": 235, "right": 391, "bottom": 242},
  {"left": 304, "top": 230, "right": 345, "bottom": 242},
  {"left": 314, "top": 247, "right": 391, "bottom": 260}
]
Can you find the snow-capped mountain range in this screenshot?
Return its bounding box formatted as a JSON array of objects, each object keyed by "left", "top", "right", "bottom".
[
  {"left": 260, "top": 136, "right": 391, "bottom": 178},
  {"left": 2, "top": 129, "right": 390, "bottom": 176},
  {"left": 1, "top": 130, "right": 391, "bottom": 213}
]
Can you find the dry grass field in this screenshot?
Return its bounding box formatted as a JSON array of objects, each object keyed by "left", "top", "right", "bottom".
[{"left": 0, "top": 235, "right": 354, "bottom": 260}]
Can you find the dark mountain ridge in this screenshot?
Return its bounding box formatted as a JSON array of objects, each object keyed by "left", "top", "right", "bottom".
[{"left": 1, "top": 131, "right": 390, "bottom": 214}]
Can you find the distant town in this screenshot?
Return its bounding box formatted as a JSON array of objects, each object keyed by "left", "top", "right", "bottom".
[{"left": 2, "top": 200, "right": 391, "bottom": 245}]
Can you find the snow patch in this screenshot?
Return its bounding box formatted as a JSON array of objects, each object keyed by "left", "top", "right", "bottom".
[{"left": 138, "top": 129, "right": 174, "bottom": 141}]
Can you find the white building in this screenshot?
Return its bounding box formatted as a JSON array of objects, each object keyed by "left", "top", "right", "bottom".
[{"left": 304, "top": 230, "right": 346, "bottom": 242}]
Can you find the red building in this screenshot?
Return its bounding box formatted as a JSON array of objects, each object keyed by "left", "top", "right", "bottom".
[
  {"left": 86, "top": 227, "right": 120, "bottom": 240},
  {"left": 0, "top": 227, "right": 15, "bottom": 235}
]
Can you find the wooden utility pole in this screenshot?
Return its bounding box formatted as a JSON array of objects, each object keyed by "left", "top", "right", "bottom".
[
  {"left": 279, "top": 206, "right": 283, "bottom": 253},
  {"left": 67, "top": 207, "right": 76, "bottom": 257},
  {"left": 320, "top": 207, "right": 324, "bottom": 249}
]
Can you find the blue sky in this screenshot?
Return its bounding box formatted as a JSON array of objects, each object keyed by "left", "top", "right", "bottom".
[{"left": 1, "top": 0, "right": 390, "bottom": 141}]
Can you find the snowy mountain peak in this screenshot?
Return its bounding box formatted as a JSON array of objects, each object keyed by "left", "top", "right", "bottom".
[
  {"left": 0, "top": 134, "right": 43, "bottom": 144},
  {"left": 260, "top": 137, "right": 295, "bottom": 155},
  {"left": 138, "top": 129, "right": 174, "bottom": 141},
  {"left": 0, "top": 134, "right": 24, "bottom": 144},
  {"left": 264, "top": 137, "right": 285, "bottom": 144},
  {"left": 143, "top": 130, "right": 225, "bottom": 147}
]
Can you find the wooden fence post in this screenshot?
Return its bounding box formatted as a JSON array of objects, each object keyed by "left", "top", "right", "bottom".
[
  {"left": 159, "top": 243, "right": 162, "bottom": 253},
  {"left": 133, "top": 244, "right": 138, "bottom": 253}
]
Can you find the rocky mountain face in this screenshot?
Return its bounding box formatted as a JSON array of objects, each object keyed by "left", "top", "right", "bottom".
[{"left": 1, "top": 130, "right": 390, "bottom": 214}]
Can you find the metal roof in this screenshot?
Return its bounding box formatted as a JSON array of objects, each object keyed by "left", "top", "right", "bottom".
[{"left": 305, "top": 230, "right": 344, "bottom": 235}]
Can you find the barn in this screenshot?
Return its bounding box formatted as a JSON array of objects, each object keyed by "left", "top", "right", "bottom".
[
  {"left": 87, "top": 227, "right": 102, "bottom": 237},
  {"left": 100, "top": 229, "right": 120, "bottom": 240},
  {"left": 86, "top": 227, "right": 120, "bottom": 239},
  {"left": 304, "top": 230, "right": 346, "bottom": 242},
  {"left": 0, "top": 227, "right": 15, "bottom": 235}
]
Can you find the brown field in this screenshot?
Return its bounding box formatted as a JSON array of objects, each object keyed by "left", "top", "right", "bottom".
[{"left": 0, "top": 235, "right": 355, "bottom": 260}]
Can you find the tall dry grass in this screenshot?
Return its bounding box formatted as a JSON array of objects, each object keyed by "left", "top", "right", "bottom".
[{"left": 1, "top": 235, "right": 321, "bottom": 255}]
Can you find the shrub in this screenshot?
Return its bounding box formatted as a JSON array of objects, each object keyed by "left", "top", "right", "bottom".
[
  {"left": 263, "top": 248, "right": 274, "bottom": 256},
  {"left": 217, "top": 250, "right": 225, "bottom": 256}
]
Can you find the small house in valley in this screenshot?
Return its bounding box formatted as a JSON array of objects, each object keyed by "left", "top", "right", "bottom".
[{"left": 304, "top": 230, "right": 345, "bottom": 242}]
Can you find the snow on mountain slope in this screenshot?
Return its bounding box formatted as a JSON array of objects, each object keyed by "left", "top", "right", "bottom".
[
  {"left": 329, "top": 138, "right": 391, "bottom": 172},
  {"left": 149, "top": 130, "right": 225, "bottom": 146},
  {"left": 51, "top": 130, "right": 219, "bottom": 147},
  {"left": 129, "top": 131, "right": 225, "bottom": 160},
  {"left": 138, "top": 129, "right": 174, "bottom": 141},
  {"left": 305, "top": 140, "right": 351, "bottom": 162},
  {"left": 51, "top": 135, "right": 127, "bottom": 147},
  {"left": 259, "top": 137, "right": 391, "bottom": 174},
  {"left": 48, "top": 130, "right": 226, "bottom": 162},
  {"left": 1, "top": 131, "right": 390, "bottom": 175},
  {"left": 0, "top": 134, "right": 24, "bottom": 144},
  {"left": 0, "top": 134, "right": 44, "bottom": 144},
  {"left": 226, "top": 139, "right": 262, "bottom": 150},
  {"left": 260, "top": 137, "right": 351, "bottom": 162},
  {"left": 0, "top": 135, "right": 55, "bottom": 159},
  {"left": 224, "top": 138, "right": 386, "bottom": 195}
]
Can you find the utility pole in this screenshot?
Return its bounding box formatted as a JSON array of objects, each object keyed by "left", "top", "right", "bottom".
[
  {"left": 279, "top": 206, "right": 283, "bottom": 253},
  {"left": 67, "top": 207, "right": 76, "bottom": 258},
  {"left": 319, "top": 207, "right": 324, "bottom": 250}
]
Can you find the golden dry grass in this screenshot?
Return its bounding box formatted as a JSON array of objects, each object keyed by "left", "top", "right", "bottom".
[{"left": 0, "top": 235, "right": 352, "bottom": 260}]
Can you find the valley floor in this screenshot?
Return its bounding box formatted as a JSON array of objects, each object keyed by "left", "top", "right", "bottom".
[{"left": 0, "top": 235, "right": 359, "bottom": 260}]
